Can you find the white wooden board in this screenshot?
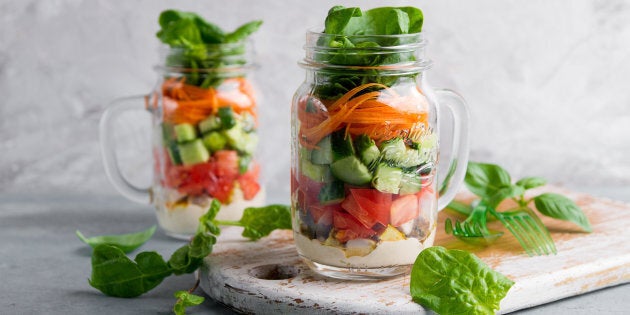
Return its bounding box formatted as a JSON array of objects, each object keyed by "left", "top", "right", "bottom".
[{"left": 200, "top": 187, "right": 630, "bottom": 314}]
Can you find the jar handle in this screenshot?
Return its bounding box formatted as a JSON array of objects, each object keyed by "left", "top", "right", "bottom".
[
  {"left": 99, "top": 95, "right": 152, "bottom": 204},
  {"left": 435, "top": 89, "right": 470, "bottom": 211}
]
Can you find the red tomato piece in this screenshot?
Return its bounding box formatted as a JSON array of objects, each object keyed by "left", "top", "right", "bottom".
[
  {"left": 309, "top": 204, "right": 340, "bottom": 226},
  {"left": 213, "top": 150, "right": 239, "bottom": 178},
  {"left": 333, "top": 210, "right": 376, "bottom": 242},
  {"left": 341, "top": 193, "right": 378, "bottom": 229},
  {"left": 349, "top": 189, "right": 392, "bottom": 226},
  {"left": 238, "top": 163, "right": 261, "bottom": 200},
  {"left": 390, "top": 194, "right": 420, "bottom": 227}
]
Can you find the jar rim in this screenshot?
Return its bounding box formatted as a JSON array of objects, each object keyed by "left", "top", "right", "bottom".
[{"left": 155, "top": 40, "right": 256, "bottom": 74}]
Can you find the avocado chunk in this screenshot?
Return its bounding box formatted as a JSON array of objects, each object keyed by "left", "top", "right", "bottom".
[
  {"left": 178, "top": 139, "right": 210, "bottom": 166},
  {"left": 330, "top": 156, "right": 372, "bottom": 185},
  {"left": 354, "top": 134, "right": 380, "bottom": 166},
  {"left": 372, "top": 163, "right": 402, "bottom": 194},
  {"left": 174, "top": 123, "right": 197, "bottom": 143},
  {"left": 311, "top": 135, "right": 333, "bottom": 165}
]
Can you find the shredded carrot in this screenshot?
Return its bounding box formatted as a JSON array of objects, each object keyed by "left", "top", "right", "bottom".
[
  {"left": 162, "top": 77, "right": 257, "bottom": 125},
  {"left": 299, "top": 83, "right": 429, "bottom": 146}
]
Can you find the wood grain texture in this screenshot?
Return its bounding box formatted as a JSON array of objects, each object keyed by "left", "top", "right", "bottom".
[{"left": 200, "top": 187, "right": 630, "bottom": 314}]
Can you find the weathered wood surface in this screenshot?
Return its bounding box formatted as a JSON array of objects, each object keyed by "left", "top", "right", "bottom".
[{"left": 200, "top": 187, "right": 630, "bottom": 314}]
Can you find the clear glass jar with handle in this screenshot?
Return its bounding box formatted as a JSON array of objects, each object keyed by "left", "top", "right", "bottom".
[
  {"left": 101, "top": 41, "right": 265, "bottom": 239},
  {"left": 291, "top": 31, "right": 469, "bottom": 279}
]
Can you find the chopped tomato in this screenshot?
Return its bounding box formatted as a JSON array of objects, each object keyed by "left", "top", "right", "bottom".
[
  {"left": 238, "top": 163, "right": 261, "bottom": 200},
  {"left": 390, "top": 194, "right": 420, "bottom": 227},
  {"left": 341, "top": 193, "right": 378, "bottom": 229},
  {"left": 349, "top": 189, "right": 392, "bottom": 226},
  {"left": 333, "top": 210, "right": 376, "bottom": 242},
  {"left": 213, "top": 150, "right": 239, "bottom": 178},
  {"left": 309, "top": 204, "right": 340, "bottom": 226}
]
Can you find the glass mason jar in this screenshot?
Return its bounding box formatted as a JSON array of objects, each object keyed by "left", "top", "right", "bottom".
[
  {"left": 291, "top": 31, "right": 469, "bottom": 279},
  {"left": 101, "top": 41, "right": 265, "bottom": 239}
]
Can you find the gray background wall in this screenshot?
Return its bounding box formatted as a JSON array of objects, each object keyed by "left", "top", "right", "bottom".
[{"left": 1, "top": 0, "right": 629, "bottom": 202}]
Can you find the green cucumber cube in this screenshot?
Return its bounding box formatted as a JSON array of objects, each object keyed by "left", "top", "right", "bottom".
[
  {"left": 166, "top": 142, "right": 182, "bottom": 165},
  {"left": 330, "top": 156, "right": 372, "bottom": 186},
  {"left": 218, "top": 107, "right": 236, "bottom": 129},
  {"left": 331, "top": 130, "right": 355, "bottom": 161},
  {"left": 372, "top": 163, "right": 402, "bottom": 194},
  {"left": 174, "top": 123, "right": 197, "bottom": 143},
  {"left": 379, "top": 137, "right": 406, "bottom": 162},
  {"left": 318, "top": 180, "right": 345, "bottom": 205},
  {"left": 301, "top": 158, "right": 332, "bottom": 182},
  {"left": 354, "top": 134, "right": 380, "bottom": 166},
  {"left": 178, "top": 139, "right": 210, "bottom": 166},
  {"left": 400, "top": 172, "right": 422, "bottom": 195},
  {"left": 199, "top": 116, "right": 222, "bottom": 133},
  {"left": 311, "top": 136, "right": 333, "bottom": 165},
  {"left": 202, "top": 131, "right": 227, "bottom": 152}
]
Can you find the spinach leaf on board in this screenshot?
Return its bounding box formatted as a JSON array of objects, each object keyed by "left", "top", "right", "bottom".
[
  {"left": 76, "top": 225, "right": 156, "bottom": 253},
  {"left": 410, "top": 246, "right": 514, "bottom": 315},
  {"left": 533, "top": 193, "right": 592, "bottom": 232},
  {"left": 214, "top": 204, "right": 292, "bottom": 241},
  {"left": 464, "top": 162, "right": 512, "bottom": 198}
]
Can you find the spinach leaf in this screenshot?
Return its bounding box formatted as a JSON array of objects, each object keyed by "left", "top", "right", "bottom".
[
  {"left": 76, "top": 225, "right": 156, "bottom": 253},
  {"left": 225, "top": 20, "right": 263, "bottom": 43},
  {"left": 465, "top": 162, "right": 512, "bottom": 198},
  {"left": 410, "top": 246, "right": 514, "bottom": 314},
  {"left": 173, "top": 291, "right": 205, "bottom": 315},
  {"left": 486, "top": 185, "right": 524, "bottom": 208},
  {"left": 324, "top": 6, "right": 362, "bottom": 34},
  {"left": 89, "top": 245, "right": 172, "bottom": 298},
  {"left": 515, "top": 176, "right": 547, "bottom": 190},
  {"left": 214, "top": 204, "right": 292, "bottom": 241},
  {"left": 533, "top": 193, "right": 592, "bottom": 232}
]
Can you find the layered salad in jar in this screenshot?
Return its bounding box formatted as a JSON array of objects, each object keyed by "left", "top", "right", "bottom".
[
  {"left": 151, "top": 11, "right": 265, "bottom": 236},
  {"left": 291, "top": 6, "right": 437, "bottom": 270}
]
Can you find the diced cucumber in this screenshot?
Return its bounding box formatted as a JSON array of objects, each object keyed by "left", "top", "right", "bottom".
[
  {"left": 223, "top": 124, "right": 258, "bottom": 155},
  {"left": 331, "top": 130, "right": 355, "bottom": 161},
  {"left": 372, "top": 163, "right": 402, "bottom": 194},
  {"left": 330, "top": 156, "right": 372, "bottom": 186},
  {"left": 419, "top": 133, "right": 437, "bottom": 150},
  {"left": 400, "top": 172, "right": 422, "bottom": 195},
  {"left": 166, "top": 141, "right": 182, "bottom": 165},
  {"left": 202, "top": 131, "right": 227, "bottom": 152},
  {"left": 398, "top": 148, "right": 426, "bottom": 168},
  {"left": 311, "top": 136, "right": 333, "bottom": 165},
  {"left": 301, "top": 158, "right": 332, "bottom": 182},
  {"left": 174, "top": 123, "right": 197, "bottom": 143},
  {"left": 199, "top": 116, "right": 222, "bottom": 133},
  {"left": 178, "top": 139, "right": 210, "bottom": 166},
  {"left": 161, "top": 123, "right": 176, "bottom": 143},
  {"left": 218, "top": 107, "right": 236, "bottom": 129},
  {"left": 241, "top": 112, "right": 256, "bottom": 132},
  {"left": 379, "top": 137, "right": 406, "bottom": 162},
  {"left": 354, "top": 134, "right": 380, "bottom": 166},
  {"left": 318, "top": 180, "right": 345, "bottom": 205},
  {"left": 239, "top": 155, "right": 252, "bottom": 174}
]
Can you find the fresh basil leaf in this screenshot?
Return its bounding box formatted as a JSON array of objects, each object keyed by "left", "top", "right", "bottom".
[
  {"left": 173, "top": 291, "right": 205, "bottom": 315},
  {"left": 238, "top": 205, "right": 292, "bottom": 241},
  {"left": 465, "top": 162, "right": 512, "bottom": 198},
  {"left": 533, "top": 193, "right": 592, "bottom": 232},
  {"left": 225, "top": 20, "right": 263, "bottom": 43},
  {"left": 410, "top": 246, "right": 514, "bottom": 314},
  {"left": 486, "top": 185, "right": 524, "bottom": 208},
  {"left": 76, "top": 225, "right": 156, "bottom": 253},
  {"left": 515, "top": 177, "right": 547, "bottom": 190},
  {"left": 89, "top": 245, "right": 172, "bottom": 298}
]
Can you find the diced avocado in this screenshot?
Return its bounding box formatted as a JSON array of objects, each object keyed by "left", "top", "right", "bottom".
[
  {"left": 178, "top": 139, "right": 210, "bottom": 166},
  {"left": 199, "top": 116, "right": 222, "bottom": 133},
  {"left": 218, "top": 107, "right": 236, "bottom": 129},
  {"left": 301, "top": 158, "right": 332, "bottom": 182},
  {"left": 202, "top": 131, "right": 227, "bottom": 152},
  {"left": 372, "top": 163, "right": 402, "bottom": 194},
  {"left": 379, "top": 137, "right": 406, "bottom": 162},
  {"left": 238, "top": 155, "right": 252, "bottom": 174},
  {"left": 223, "top": 124, "right": 258, "bottom": 154},
  {"left": 354, "top": 134, "right": 380, "bottom": 166},
  {"left": 380, "top": 225, "right": 407, "bottom": 241},
  {"left": 174, "top": 123, "right": 197, "bottom": 143},
  {"left": 331, "top": 130, "right": 355, "bottom": 161},
  {"left": 400, "top": 172, "right": 422, "bottom": 195},
  {"left": 318, "top": 180, "right": 345, "bottom": 205},
  {"left": 311, "top": 136, "right": 333, "bottom": 165},
  {"left": 330, "top": 156, "right": 372, "bottom": 185},
  {"left": 166, "top": 141, "right": 182, "bottom": 165}
]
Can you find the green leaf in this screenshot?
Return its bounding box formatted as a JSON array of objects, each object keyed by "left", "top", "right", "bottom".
[
  {"left": 324, "top": 6, "right": 362, "bottom": 34},
  {"left": 198, "top": 199, "right": 222, "bottom": 235},
  {"left": 465, "top": 162, "right": 512, "bottom": 198},
  {"left": 225, "top": 20, "right": 263, "bottom": 42},
  {"left": 533, "top": 193, "right": 592, "bottom": 232},
  {"left": 239, "top": 205, "right": 292, "bottom": 241},
  {"left": 173, "top": 291, "right": 205, "bottom": 315},
  {"left": 485, "top": 185, "right": 525, "bottom": 208},
  {"left": 88, "top": 245, "right": 172, "bottom": 298},
  {"left": 515, "top": 177, "right": 547, "bottom": 190},
  {"left": 410, "top": 246, "right": 514, "bottom": 314},
  {"left": 445, "top": 200, "right": 473, "bottom": 216},
  {"left": 76, "top": 225, "right": 156, "bottom": 253}
]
